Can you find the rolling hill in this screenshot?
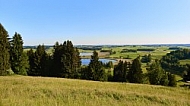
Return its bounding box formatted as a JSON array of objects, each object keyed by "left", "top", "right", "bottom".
[{"left": 0, "top": 76, "right": 189, "bottom": 106}]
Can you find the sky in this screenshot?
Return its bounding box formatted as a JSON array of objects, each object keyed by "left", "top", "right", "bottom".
[{"left": 0, "top": 0, "right": 190, "bottom": 45}]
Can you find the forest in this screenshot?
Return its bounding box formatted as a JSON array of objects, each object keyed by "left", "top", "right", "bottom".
[{"left": 1, "top": 23, "right": 190, "bottom": 87}]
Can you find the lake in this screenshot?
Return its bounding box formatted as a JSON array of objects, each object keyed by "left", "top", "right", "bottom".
[{"left": 81, "top": 59, "right": 116, "bottom": 66}]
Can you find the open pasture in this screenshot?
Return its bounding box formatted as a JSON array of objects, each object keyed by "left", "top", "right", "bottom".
[
  {"left": 107, "top": 45, "right": 171, "bottom": 60},
  {"left": 0, "top": 76, "right": 190, "bottom": 106}
]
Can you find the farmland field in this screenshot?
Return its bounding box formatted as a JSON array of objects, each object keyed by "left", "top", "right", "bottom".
[
  {"left": 0, "top": 76, "right": 190, "bottom": 106},
  {"left": 180, "top": 59, "right": 190, "bottom": 65},
  {"left": 107, "top": 46, "right": 171, "bottom": 60}
]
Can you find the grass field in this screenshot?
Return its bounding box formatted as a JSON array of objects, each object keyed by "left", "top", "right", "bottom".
[
  {"left": 0, "top": 76, "right": 190, "bottom": 106},
  {"left": 180, "top": 59, "right": 190, "bottom": 65},
  {"left": 108, "top": 46, "right": 171, "bottom": 60}
]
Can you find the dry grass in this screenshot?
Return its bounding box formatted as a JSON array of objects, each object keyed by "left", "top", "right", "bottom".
[{"left": 0, "top": 76, "right": 190, "bottom": 106}]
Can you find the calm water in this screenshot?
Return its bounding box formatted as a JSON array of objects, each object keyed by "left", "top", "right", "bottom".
[{"left": 81, "top": 59, "right": 116, "bottom": 66}]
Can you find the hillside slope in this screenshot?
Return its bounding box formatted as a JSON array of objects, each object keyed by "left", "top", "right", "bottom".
[{"left": 0, "top": 76, "right": 189, "bottom": 106}]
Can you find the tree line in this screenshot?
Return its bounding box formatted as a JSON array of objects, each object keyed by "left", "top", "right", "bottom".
[
  {"left": 0, "top": 24, "right": 81, "bottom": 78},
  {"left": 27, "top": 41, "right": 81, "bottom": 78},
  {"left": 0, "top": 23, "right": 183, "bottom": 87},
  {"left": 160, "top": 49, "right": 190, "bottom": 81}
]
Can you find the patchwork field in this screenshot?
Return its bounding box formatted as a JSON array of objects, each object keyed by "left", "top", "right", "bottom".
[
  {"left": 0, "top": 76, "right": 190, "bottom": 106},
  {"left": 106, "top": 46, "right": 171, "bottom": 60}
]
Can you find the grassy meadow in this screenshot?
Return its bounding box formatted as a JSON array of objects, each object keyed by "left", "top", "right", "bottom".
[
  {"left": 0, "top": 76, "right": 190, "bottom": 106},
  {"left": 180, "top": 59, "right": 190, "bottom": 65},
  {"left": 106, "top": 46, "right": 171, "bottom": 60}
]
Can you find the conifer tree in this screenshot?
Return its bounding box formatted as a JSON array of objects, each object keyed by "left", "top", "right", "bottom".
[
  {"left": 0, "top": 23, "right": 10, "bottom": 75},
  {"left": 19, "top": 52, "right": 29, "bottom": 75},
  {"left": 88, "top": 50, "right": 106, "bottom": 81},
  {"left": 27, "top": 45, "right": 48, "bottom": 76},
  {"left": 52, "top": 42, "right": 63, "bottom": 76},
  {"left": 64, "top": 40, "right": 81, "bottom": 78},
  {"left": 52, "top": 40, "right": 81, "bottom": 78},
  {"left": 114, "top": 61, "right": 129, "bottom": 82},
  {"left": 27, "top": 48, "right": 35, "bottom": 75},
  {"left": 80, "top": 66, "right": 90, "bottom": 79},
  {"left": 10, "top": 32, "right": 29, "bottom": 75},
  {"left": 147, "top": 59, "right": 164, "bottom": 85},
  {"left": 128, "top": 57, "right": 143, "bottom": 83}
]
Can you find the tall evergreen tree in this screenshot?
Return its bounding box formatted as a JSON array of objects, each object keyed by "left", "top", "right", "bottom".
[
  {"left": 52, "top": 40, "right": 81, "bottom": 78},
  {"left": 0, "top": 23, "right": 10, "bottom": 75},
  {"left": 18, "top": 52, "right": 29, "bottom": 75},
  {"left": 10, "top": 32, "right": 28, "bottom": 75},
  {"left": 52, "top": 42, "right": 63, "bottom": 76},
  {"left": 80, "top": 66, "right": 90, "bottom": 79},
  {"left": 147, "top": 59, "right": 164, "bottom": 85},
  {"left": 27, "top": 48, "right": 37, "bottom": 75},
  {"left": 88, "top": 50, "right": 107, "bottom": 81},
  {"left": 114, "top": 61, "right": 130, "bottom": 82},
  {"left": 27, "top": 45, "right": 48, "bottom": 76},
  {"left": 64, "top": 40, "right": 81, "bottom": 78},
  {"left": 128, "top": 57, "right": 143, "bottom": 83}
]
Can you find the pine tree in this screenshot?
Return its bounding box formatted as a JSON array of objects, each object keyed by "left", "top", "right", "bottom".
[
  {"left": 114, "top": 61, "right": 130, "bottom": 82},
  {"left": 27, "top": 45, "right": 48, "bottom": 76},
  {"left": 52, "top": 42, "right": 63, "bottom": 76},
  {"left": 52, "top": 41, "right": 81, "bottom": 78},
  {"left": 88, "top": 50, "right": 107, "bottom": 81},
  {"left": 27, "top": 48, "right": 35, "bottom": 75},
  {"left": 71, "top": 48, "right": 81, "bottom": 78},
  {"left": 81, "top": 66, "right": 89, "bottom": 79},
  {"left": 19, "top": 52, "right": 29, "bottom": 75},
  {"left": 0, "top": 23, "right": 10, "bottom": 75},
  {"left": 128, "top": 57, "right": 143, "bottom": 83},
  {"left": 64, "top": 40, "right": 81, "bottom": 78},
  {"left": 147, "top": 59, "right": 164, "bottom": 85},
  {"left": 10, "top": 32, "right": 28, "bottom": 75}
]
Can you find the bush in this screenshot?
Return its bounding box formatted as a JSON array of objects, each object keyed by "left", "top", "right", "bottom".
[
  {"left": 160, "top": 74, "right": 169, "bottom": 86},
  {"left": 168, "top": 73, "right": 177, "bottom": 87},
  {"left": 6, "top": 68, "right": 14, "bottom": 75}
]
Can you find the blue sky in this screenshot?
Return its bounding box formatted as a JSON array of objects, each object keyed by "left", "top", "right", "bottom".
[{"left": 0, "top": 0, "right": 190, "bottom": 45}]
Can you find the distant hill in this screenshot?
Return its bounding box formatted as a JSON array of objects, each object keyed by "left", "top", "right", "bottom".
[
  {"left": 24, "top": 44, "right": 190, "bottom": 51},
  {"left": 24, "top": 45, "right": 53, "bottom": 49}
]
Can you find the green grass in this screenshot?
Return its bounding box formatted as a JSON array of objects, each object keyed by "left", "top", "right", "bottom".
[
  {"left": 0, "top": 76, "right": 190, "bottom": 106},
  {"left": 180, "top": 59, "right": 190, "bottom": 65},
  {"left": 107, "top": 46, "right": 171, "bottom": 74},
  {"left": 108, "top": 46, "right": 171, "bottom": 60}
]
